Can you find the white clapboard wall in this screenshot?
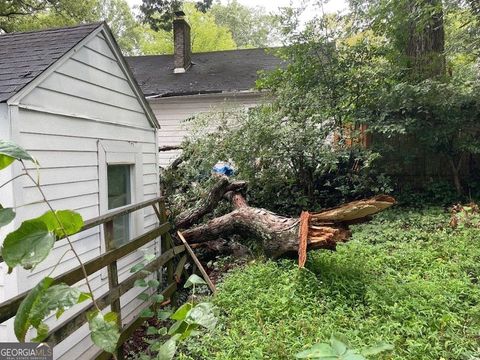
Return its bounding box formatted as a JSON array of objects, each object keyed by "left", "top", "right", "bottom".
[{"left": 0, "top": 30, "right": 160, "bottom": 359}]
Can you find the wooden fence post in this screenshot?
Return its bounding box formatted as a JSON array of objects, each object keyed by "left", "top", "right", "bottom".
[
  {"left": 156, "top": 200, "right": 174, "bottom": 284},
  {"left": 104, "top": 220, "right": 124, "bottom": 360}
]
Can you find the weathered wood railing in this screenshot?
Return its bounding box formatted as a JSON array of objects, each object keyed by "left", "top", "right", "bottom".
[{"left": 0, "top": 196, "right": 187, "bottom": 360}]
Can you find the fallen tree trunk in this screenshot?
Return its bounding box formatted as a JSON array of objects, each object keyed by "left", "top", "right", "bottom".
[{"left": 177, "top": 177, "right": 395, "bottom": 258}]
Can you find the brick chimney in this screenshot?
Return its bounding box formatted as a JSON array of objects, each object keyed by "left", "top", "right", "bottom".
[{"left": 173, "top": 11, "right": 191, "bottom": 73}]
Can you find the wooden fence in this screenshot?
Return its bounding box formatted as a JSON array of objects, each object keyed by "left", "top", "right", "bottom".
[{"left": 0, "top": 196, "right": 188, "bottom": 360}]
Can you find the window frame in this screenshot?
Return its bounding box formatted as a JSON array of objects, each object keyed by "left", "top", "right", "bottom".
[{"left": 98, "top": 140, "right": 144, "bottom": 251}]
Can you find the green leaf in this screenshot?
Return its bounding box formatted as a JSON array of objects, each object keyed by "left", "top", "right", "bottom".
[
  {"left": 157, "top": 310, "right": 172, "bottom": 320},
  {"left": 184, "top": 274, "right": 206, "bottom": 288},
  {"left": 2, "top": 220, "right": 55, "bottom": 270},
  {"left": 152, "top": 294, "right": 164, "bottom": 303},
  {"left": 31, "top": 322, "right": 50, "bottom": 342},
  {"left": 342, "top": 352, "right": 366, "bottom": 360},
  {"left": 144, "top": 253, "right": 155, "bottom": 262},
  {"left": 15, "top": 279, "right": 88, "bottom": 343},
  {"left": 30, "top": 284, "right": 84, "bottom": 322},
  {"left": 331, "top": 336, "right": 347, "bottom": 355},
  {"left": 148, "top": 279, "right": 160, "bottom": 288},
  {"left": 0, "top": 207, "right": 15, "bottom": 227},
  {"left": 147, "top": 326, "right": 158, "bottom": 335},
  {"left": 179, "top": 323, "right": 199, "bottom": 340},
  {"left": 186, "top": 302, "right": 217, "bottom": 330},
  {"left": 14, "top": 277, "right": 53, "bottom": 342},
  {"left": 0, "top": 140, "right": 36, "bottom": 170},
  {"left": 171, "top": 303, "right": 193, "bottom": 321},
  {"left": 157, "top": 327, "right": 168, "bottom": 335},
  {"left": 140, "top": 308, "right": 155, "bottom": 318},
  {"left": 167, "top": 320, "right": 188, "bottom": 336},
  {"left": 88, "top": 311, "right": 120, "bottom": 354},
  {"left": 78, "top": 292, "right": 92, "bottom": 303},
  {"left": 295, "top": 343, "right": 336, "bottom": 359},
  {"left": 361, "top": 341, "right": 394, "bottom": 356},
  {"left": 156, "top": 338, "right": 177, "bottom": 360},
  {"left": 130, "top": 262, "right": 145, "bottom": 273},
  {"left": 134, "top": 279, "right": 148, "bottom": 287},
  {"left": 36, "top": 210, "right": 83, "bottom": 238},
  {"left": 137, "top": 292, "right": 150, "bottom": 301}
]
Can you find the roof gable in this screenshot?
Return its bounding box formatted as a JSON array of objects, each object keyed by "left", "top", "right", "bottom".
[
  {"left": 0, "top": 23, "right": 159, "bottom": 128},
  {"left": 0, "top": 23, "right": 102, "bottom": 103}
]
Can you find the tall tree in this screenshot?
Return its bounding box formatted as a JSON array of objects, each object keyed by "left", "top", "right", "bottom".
[
  {"left": 350, "top": 0, "right": 446, "bottom": 78},
  {"left": 139, "top": 0, "right": 213, "bottom": 31},
  {"left": 96, "top": 0, "right": 143, "bottom": 55},
  {"left": 139, "top": 2, "right": 236, "bottom": 54},
  {"left": 210, "top": 0, "right": 280, "bottom": 48},
  {"left": 0, "top": 0, "right": 97, "bottom": 32}
]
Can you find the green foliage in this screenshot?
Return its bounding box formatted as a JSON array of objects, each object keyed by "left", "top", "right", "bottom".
[
  {"left": 0, "top": 0, "right": 142, "bottom": 55},
  {"left": 136, "top": 274, "right": 217, "bottom": 360},
  {"left": 184, "top": 274, "right": 206, "bottom": 288},
  {"left": 210, "top": 0, "right": 280, "bottom": 48},
  {"left": 370, "top": 76, "right": 480, "bottom": 194},
  {"left": 139, "top": 2, "right": 236, "bottom": 55},
  {"left": 178, "top": 208, "right": 480, "bottom": 359},
  {"left": 296, "top": 335, "right": 393, "bottom": 359},
  {"left": 88, "top": 311, "right": 121, "bottom": 354},
  {"left": 0, "top": 207, "right": 15, "bottom": 227},
  {"left": 14, "top": 277, "right": 53, "bottom": 342},
  {"left": 2, "top": 219, "right": 56, "bottom": 271},
  {"left": 15, "top": 277, "right": 89, "bottom": 342},
  {"left": 0, "top": 0, "right": 98, "bottom": 33},
  {"left": 36, "top": 210, "right": 84, "bottom": 238},
  {"left": 1, "top": 209, "right": 83, "bottom": 271},
  {"left": 0, "top": 140, "right": 37, "bottom": 170},
  {"left": 96, "top": 0, "right": 143, "bottom": 55},
  {"left": 139, "top": 0, "right": 213, "bottom": 32}
]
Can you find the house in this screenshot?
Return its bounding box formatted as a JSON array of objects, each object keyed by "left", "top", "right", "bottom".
[
  {"left": 127, "top": 11, "right": 284, "bottom": 168},
  {"left": 0, "top": 23, "right": 160, "bottom": 359}
]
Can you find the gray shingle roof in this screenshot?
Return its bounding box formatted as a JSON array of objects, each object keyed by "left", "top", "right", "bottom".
[
  {"left": 126, "top": 48, "right": 284, "bottom": 98},
  {"left": 0, "top": 23, "right": 102, "bottom": 103}
]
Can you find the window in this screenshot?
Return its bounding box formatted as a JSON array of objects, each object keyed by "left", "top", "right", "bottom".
[
  {"left": 107, "top": 164, "right": 132, "bottom": 247},
  {"left": 98, "top": 140, "right": 145, "bottom": 253}
]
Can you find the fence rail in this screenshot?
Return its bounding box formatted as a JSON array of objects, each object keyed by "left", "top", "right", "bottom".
[{"left": 0, "top": 196, "right": 186, "bottom": 360}]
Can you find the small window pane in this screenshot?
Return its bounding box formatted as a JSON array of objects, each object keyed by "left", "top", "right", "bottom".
[{"left": 107, "top": 165, "right": 132, "bottom": 247}]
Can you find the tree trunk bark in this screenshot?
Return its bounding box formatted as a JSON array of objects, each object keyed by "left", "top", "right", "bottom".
[
  {"left": 448, "top": 157, "right": 464, "bottom": 196},
  {"left": 177, "top": 177, "right": 395, "bottom": 258},
  {"left": 406, "top": 0, "right": 446, "bottom": 78}
]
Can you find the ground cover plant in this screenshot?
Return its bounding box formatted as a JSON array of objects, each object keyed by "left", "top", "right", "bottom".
[{"left": 176, "top": 207, "right": 480, "bottom": 359}]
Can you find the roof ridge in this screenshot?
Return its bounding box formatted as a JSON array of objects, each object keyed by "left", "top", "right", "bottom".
[
  {"left": 127, "top": 47, "right": 281, "bottom": 60},
  {"left": 0, "top": 22, "right": 104, "bottom": 38}
]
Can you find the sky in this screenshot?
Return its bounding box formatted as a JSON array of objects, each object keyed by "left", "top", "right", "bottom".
[{"left": 125, "top": 0, "right": 348, "bottom": 15}]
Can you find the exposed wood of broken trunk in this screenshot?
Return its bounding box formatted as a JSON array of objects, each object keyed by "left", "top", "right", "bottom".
[{"left": 176, "top": 177, "right": 395, "bottom": 258}]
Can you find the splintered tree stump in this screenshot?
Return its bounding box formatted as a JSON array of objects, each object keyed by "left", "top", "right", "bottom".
[{"left": 175, "top": 177, "right": 395, "bottom": 258}]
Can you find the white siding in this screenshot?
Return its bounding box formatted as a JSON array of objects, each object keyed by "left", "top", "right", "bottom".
[
  {"left": 0, "top": 104, "right": 20, "bottom": 342},
  {"left": 1, "top": 31, "right": 159, "bottom": 359},
  {"left": 150, "top": 92, "right": 265, "bottom": 168}
]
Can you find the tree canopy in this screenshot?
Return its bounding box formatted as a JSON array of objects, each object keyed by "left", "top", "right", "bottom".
[
  {"left": 139, "top": 2, "right": 236, "bottom": 55},
  {"left": 139, "top": 0, "right": 213, "bottom": 31},
  {"left": 210, "top": 0, "right": 280, "bottom": 48}
]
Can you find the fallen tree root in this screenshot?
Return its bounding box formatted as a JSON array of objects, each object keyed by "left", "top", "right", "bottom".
[{"left": 176, "top": 177, "right": 395, "bottom": 258}]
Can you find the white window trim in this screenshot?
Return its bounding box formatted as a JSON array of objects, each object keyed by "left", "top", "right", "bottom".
[{"left": 98, "top": 140, "right": 144, "bottom": 254}]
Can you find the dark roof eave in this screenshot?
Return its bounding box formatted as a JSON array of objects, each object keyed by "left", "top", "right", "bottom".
[{"left": 146, "top": 89, "right": 262, "bottom": 99}]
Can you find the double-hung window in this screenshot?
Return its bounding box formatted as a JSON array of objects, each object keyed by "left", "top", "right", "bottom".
[
  {"left": 107, "top": 164, "right": 132, "bottom": 247},
  {"left": 99, "top": 141, "right": 143, "bottom": 249}
]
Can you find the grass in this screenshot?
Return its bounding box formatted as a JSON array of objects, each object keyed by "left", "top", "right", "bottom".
[{"left": 177, "top": 207, "right": 480, "bottom": 360}]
